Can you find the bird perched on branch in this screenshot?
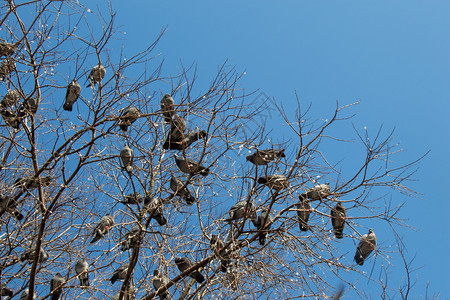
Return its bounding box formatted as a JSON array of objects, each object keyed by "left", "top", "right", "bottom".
[
  {"left": 14, "top": 175, "right": 51, "bottom": 192},
  {"left": 331, "top": 201, "right": 346, "bottom": 239},
  {"left": 210, "top": 234, "right": 231, "bottom": 272},
  {"left": 0, "top": 57, "right": 15, "bottom": 81},
  {"left": 1, "top": 90, "right": 21, "bottom": 108},
  {"left": 120, "top": 145, "right": 134, "bottom": 174},
  {"left": 110, "top": 262, "right": 130, "bottom": 284},
  {"left": 161, "top": 94, "right": 175, "bottom": 123},
  {"left": 121, "top": 192, "right": 143, "bottom": 205},
  {"left": 50, "top": 272, "right": 65, "bottom": 300},
  {"left": 17, "top": 97, "right": 40, "bottom": 118},
  {"left": 0, "top": 42, "right": 18, "bottom": 57},
  {"left": 0, "top": 109, "right": 20, "bottom": 129},
  {"left": 227, "top": 200, "right": 257, "bottom": 226},
  {"left": 163, "top": 114, "right": 186, "bottom": 148},
  {"left": 1, "top": 283, "right": 13, "bottom": 298},
  {"left": 175, "top": 257, "right": 204, "bottom": 283},
  {"left": 257, "top": 174, "right": 290, "bottom": 191},
  {"left": 19, "top": 289, "right": 36, "bottom": 300},
  {"left": 246, "top": 149, "right": 285, "bottom": 165},
  {"left": 297, "top": 195, "right": 311, "bottom": 231},
  {"left": 0, "top": 194, "right": 23, "bottom": 220},
  {"left": 354, "top": 229, "right": 377, "bottom": 265},
  {"left": 174, "top": 155, "right": 209, "bottom": 176},
  {"left": 63, "top": 79, "right": 81, "bottom": 111},
  {"left": 163, "top": 129, "right": 207, "bottom": 151},
  {"left": 90, "top": 214, "right": 114, "bottom": 243},
  {"left": 300, "top": 183, "right": 331, "bottom": 200},
  {"left": 20, "top": 246, "right": 48, "bottom": 264},
  {"left": 255, "top": 208, "right": 272, "bottom": 245},
  {"left": 142, "top": 196, "right": 167, "bottom": 225},
  {"left": 75, "top": 259, "right": 89, "bottom": 287},
  {"left": 119, "top": 106, "right": 140, "bottom": 131},
  {"left": 170, "top": 174, "right": 196, "bottom": 205},
  {"left": 152, "top": 270, "right": 172, "bottom": 300},
  {"left": 86, "top": 63, "right": 106, "bottom": 87},
  {"left": 120, "top": 225, "right": 141, "bottom": 252}
]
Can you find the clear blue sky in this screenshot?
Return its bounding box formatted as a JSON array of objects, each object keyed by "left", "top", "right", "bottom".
[{"left": 102, "top": 1, "right": 449, "bottom": 297}]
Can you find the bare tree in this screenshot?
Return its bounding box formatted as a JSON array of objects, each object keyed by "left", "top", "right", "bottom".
[{"left": 0, "top": 1, "right": 426, "bottom": 300}]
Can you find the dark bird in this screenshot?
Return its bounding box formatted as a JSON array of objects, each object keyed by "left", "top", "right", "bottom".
[
  {"left": 163, "top": 114, "right": 186, "bottom": 148},
  {"left": 1, "top": 283, "right": 13, "bottom": 298},
  {"left": 152, "top": 270, "right": 172, "bottom": 300},
  {"left": 174, "top": 155, "right": 209, "bottom": 176},
  {"left": 297, "top": 195, "right": 311, "bottom": 231},
  {"left": 255, "top": 208, "right": 272, "bottom": 245},
  {"left": 63, "top": 79, "right": 81, "bottom": 111},
  {"left": 257, "top": 175, "right": 290, "bottom": 190},
  {"left": 112, "top": 285, "right": 135, "bottom": 300},
  {"left": 246, "top": 149, "right": 285, "bottom": 165},
  {"left": 0, "top": 109, "right": 20, "bottom": 129},
  {"left": 143, "top": 196, "right": 167, "bottom": 225},
  {"left": 300, "top": 183, "right": 331, "bottom": 200},
  {"left": 75, "top": 259, "right": 89, "bottom": 287},
  {"left": 354, "top": 229, "right": 377, "bottom": 266},
  {"left": 227, "top": 200, "right": 257, "bottom": 226},
  {"left": 170, "top": 174, "right": 195, "bottom": 205},
  {"left": 86, "top": 63, "right": 106, "bottom": 87},
  {"left": 1, "top": 90, "right": 21, "bottom": 108},
  {"left": 161, "top": 94, "right": 175, "bottom": 123},
  {"left": 19, "top": 289, "right": 35, "bottom": 300},
  {"left": 0, "top": 42, "right": 18, "bottom": 57},
  {"left": 20, "top": 246, "right": 49, "bottom": 264},
  {"left": 119, "top": 106, "right": 140, "bottom": 131},
  {"left": 164, "top": 129, "right": 207, "bottom": 151},
  {"left": 0, "top": 57, "right": 15, "bottom": 81},
  {"left": 14, "top": 175, "right": 52, "bottom": 191},
  {"left": 50, "top": 272, "right": 65, "bottom": 300},
  {"left": 120, "top": 144, "right": 133, "bottom": 174},
  {"left": 0, "top": 194, "right": 23, "bottom": 220},
  {"left": 110, "top": 262, "right": 129, "bottom": 284},
  {"left": 175, "top": 257, "right": 204, "bottom": 283},
  {"left": 331, "top": 201, "right": 346, "bottom": 239},
  {"left": 90, "top": 214, "right": 114, "bottom": 243},
  {"left": 210, "top": 235, "right": 231, "bottom": 272},
  {"left": 17, "top": 97, "right": 40, "bottom": 118},
  {"left": 120, "top": 225, "right": 141, "bottom": 251},
  {"left": 121, "top": 192, "right": 143, "bottom": 205}
]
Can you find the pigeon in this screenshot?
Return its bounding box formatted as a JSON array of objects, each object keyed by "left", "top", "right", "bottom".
[
  {"left": 50, "top": 272, "right": 65, "bottom": 300},
  {"left": 246, "top": 149, "right": 285, "bottom": 165},
  {"left": 119, "top": 106, "right": 140, "bottom": 131},
  {"left": 174, "top": 155, "right": 209, "bottom": 176},
  {"left": 174, "top": 257, "right": 204, "bottom": 283},
  {"left": 63, "top": 79, "right": 81, "bottom": 111},
  {"left": 227, "top": 200, "right": 257, "bottom": 226},
  {"left": 90, "top": 214, "right": 114, "bottom": 243},
  {"left": 1, "top": 90, "right": 21, "bottom": 108},
  {"left": 297, "top": 195, "right": 311, "bottom": 231},
  {"left": 0, "top": 194, "right": 23, "bottom": 220},
  {"left": 110, "top": 262, "right": 130, "bottom": 284},
  {"left": 17, "top": 97, "right": 40, "bottom": 118},
  {"left": 161, "top": 94, "right": 175, "bottom": 123},
  {"left": 0, "top": 57, "right": 15, "bottom": 81},
  {"left": 0, "top": 42, "right": 18, "bottom": 57},
  {"left": 120, "top": 145, "right": 133, "bottom": 174},
  {"left": 1, "top": 283, "right": 13, "bottom": 298},
  {"left": 255, "top": 208, "right": 272, "bottom": 245},
  {"left": 0, "top": 109, "right": 20, "bottom": 129},
  {"left": 163, "top": 129, "right": 207, "bottom": 151},
  {"left": 152, "top": 270, "right": 171, "bottom": 300},
  {"left": 354, "top": 229, "right": 377, "bottom": 266},
  {"left": 86, "top": 63, "right": 106, "bottom": 87},
  {"left": 257, "top": 175, "right": 290, "bottom": 190},
  {"left": 300, "top": 183, "right": 331, "bottom": 200},
  {"left": 163, "top": 114, "right": 186, "bottom": 148},
  {"left": 331, "top": 201, "right": 346, "bottom": 239},
  {"left": 142, "top": 196, "right": 167, "bottom": 225},
  {"left": 170, "top": 174, "right": 195, "bottom": 205},
  {"left": 210, "top": 235, "right": 231, "bottom": 272},
  {"left": 111, "top": 285, "right": 136, "bottom": 300},
  {"left": 20, "top": 246, "right": 49, "bottom": 264},
  {"left": 14, "top": 175, "right": 52, "bottom": 191},
  {"left": 19, "top": 289, "right": 36, "bottom": 300},
  {"left": 120, "top": 225, "right": 141, "bottom": 252},
  {"left": 75, "top": 259, "right": 89, "bottom": 287},
  {"left": 121, "top": 192, "right": 143, "bottom": 205}
]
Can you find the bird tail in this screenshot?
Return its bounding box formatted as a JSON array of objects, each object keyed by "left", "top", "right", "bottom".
[
  {"left": 80, "top": 276, "right": 89, "bottom": 287},
  {"left": 278, "top": 149, "right": 286, "bottom": 157},
  {"left": 193, "top": 272, "right": 205, "bottom": 284},
  {"left": 63, "top": 103, "right": 73, "bottom": 111},
  {"left": 119, "top": 124, "right": 128, "bottom": 131},
  {"left": 155, "top": 214, "right": 167, "bottom": 226},
  {"left": 199, "top": 168, "right": 210, "bottom": 177},
  {"left": 90, "top": 233, "right": 101, "bottom": 244},
  {"left": 354, "top": 253, "right": 364, "bottom": 265},
  {"left": 51, "top": 292, "right": 61, "bottom": 300},
  {"left": 257, "top": 177, "right": 267, "bottom": 184},
  {"left": 14, "top": 210, "right": 24, "bottom": 221},
  {"left": 185, "top": 195, "right": 196, "bottom": 205},
  {"left": 259, "top": 234, "right": 266, "bottom": 246},
  {"left": 334, "top": 230, "right": 343, "bottom": 239},
  {"left": 299, "top": 223, "right": 308, "bottom": 231},
  {"left": 220, "top": 260, "right": 229, "bottom": 273},
  {"left": 110, "top": 274, "right": 118, "bottom": 284}
]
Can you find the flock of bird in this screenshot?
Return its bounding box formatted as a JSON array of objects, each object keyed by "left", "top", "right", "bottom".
[{"left": 0, "top": 41, "right": 377, "bottom": 299}]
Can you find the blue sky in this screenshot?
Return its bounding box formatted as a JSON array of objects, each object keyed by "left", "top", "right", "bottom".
[{"left": 96, "top": 0, "right": 448, "bottom": 297}]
